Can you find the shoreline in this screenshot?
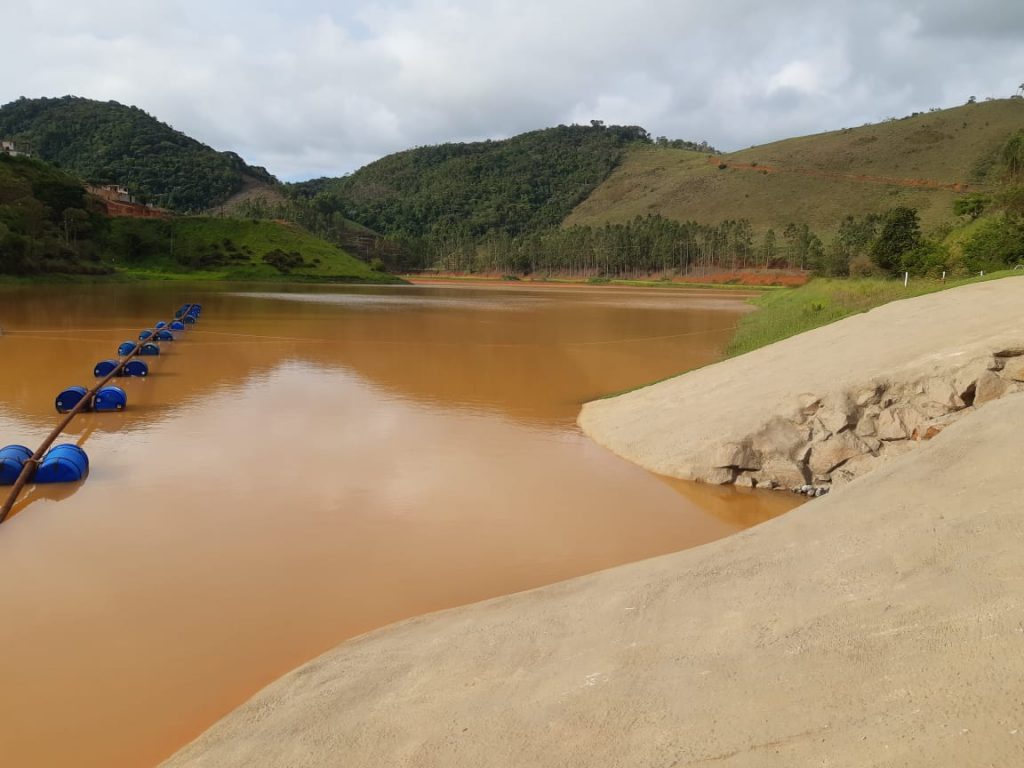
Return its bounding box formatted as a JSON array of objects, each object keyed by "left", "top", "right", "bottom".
[
  {"left": 166, "top": 390, "right": 1024, "bottom": 767},
  {"left": 163, "top": 276, "right": 1024, "bottom": 767}
]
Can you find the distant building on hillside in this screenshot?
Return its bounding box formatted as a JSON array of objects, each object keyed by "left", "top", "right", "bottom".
[
  {"left": 87, "top": 184, "right": 135, "bottom": 204},
  {"left": 0, "top": 139, "right": 30, "bottom": 157}
]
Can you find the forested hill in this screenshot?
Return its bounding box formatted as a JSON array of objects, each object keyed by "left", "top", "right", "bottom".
[
  {"left": 289, "top": 123, "right": 659, "bottom": 238},
  {"left": 0, "top": 96, "right": 277, "bottom": 211}
]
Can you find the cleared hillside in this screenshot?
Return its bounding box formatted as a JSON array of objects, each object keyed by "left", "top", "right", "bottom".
[{"left": 567, "top": 99, "right": 1024, "bottom": 235}]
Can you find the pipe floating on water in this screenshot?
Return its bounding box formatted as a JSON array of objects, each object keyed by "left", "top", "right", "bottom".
[{"left": 0, "top": 301, "right": 203, "bottom": 523}]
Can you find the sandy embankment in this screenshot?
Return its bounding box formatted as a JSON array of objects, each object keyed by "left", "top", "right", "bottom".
[
  {"left": 166, "top": 279, "right": 1024, "bottom": 768},
  {"left": 581, "top": 278, "right": 1024, "bottom": 490}
]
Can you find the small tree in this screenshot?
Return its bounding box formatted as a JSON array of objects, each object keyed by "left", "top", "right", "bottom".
[
  {"left": 953, "top": 193, "right": 991, "bottom": 220},
  {"left": 870, "top": 207, "right": 921, "bottom": 274}
]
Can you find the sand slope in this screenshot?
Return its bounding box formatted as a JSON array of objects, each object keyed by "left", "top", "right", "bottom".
[
  {"left": 579, "top": 278, "right": 1024, "bottom": 488},
  {"left": 165, "top": 385, "right": 1024, "bottom": 767}
]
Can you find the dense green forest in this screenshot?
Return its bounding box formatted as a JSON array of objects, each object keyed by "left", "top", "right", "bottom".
[
  {"left": 0, "top": 153, "right": 111, "bottom": 275},
  {"left": 287, "top": 123, "right": 657, "bottom": 239},
  {"left": 0, "top": 96, "right": 276, "bottom": 211}
]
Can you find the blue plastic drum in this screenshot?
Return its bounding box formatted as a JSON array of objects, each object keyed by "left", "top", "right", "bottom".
[
  {"left": 34, "top": 444, "right": 89, "bottom": 484},
  {"left": 140, "top": 342, "right": 160, "bottom": 356},
  {"left": 117, "top": 341, "right": 138, "bottom": 357},
  {"left": 94, "top": 386, "right": 127, "bottom": 412},
  {"left": 155, "top": 321, "right": 167, "bottom": 329},
  {"left": 0, "top": 445, "right": 33, "bottom": 485},
  {"left": 55, "top": 385, "right": 90, "bottom": 413},
  {"left": 94, "top": 359, "right": 119, "bottom": 378},
  {"left": 183, "top": 315, "right": 197, "bottom": 325},
  {"left": 170, "top": 320, "right": 186, "bottom": 331},
  {"left": 122, "top": 360, "right": 149, "bottom": 377},
  {"left": 154, "top": 330, "right": 174, "bottom": 341}
]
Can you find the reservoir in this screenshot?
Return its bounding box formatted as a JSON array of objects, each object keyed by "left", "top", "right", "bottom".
[{"left": 0, "top": 282, "right": 799, "bottom": 767}]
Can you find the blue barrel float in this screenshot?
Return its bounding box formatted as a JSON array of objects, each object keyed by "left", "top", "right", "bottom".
[
  {"left": 170, "top": 320, "right": 186, "bottom": 332},
  {"left": 94, "top": 386, "right": 127, "bottom": 412},
  {"left": 140, "top": 342, "right": 160, "bottom": 356},
  {"left": 139, "top": 329, "right": 154, "bottom": 341},
  {"left": 0, "top": 445, "right": 33, "bottom": 485},
  {"left": 94, "top": 359, "right": 119, "bottom": 377},
  {"left": 117, "top": 341, "right": 138, "bottom": 357},
  {"left": 34, "top": 444, "right": 89, "bottom": 484},
  {"left": 56, "top": 386, "right": 90, "bottom": 414},
  {"left": 123, "top": 360, "right": 149, "bottom": 377},
  {"left": 155, "top": 321, "right": 167, "bottom": 329},
  {"left": 153, "top": 329, "right": 173, "bottom": 342}
]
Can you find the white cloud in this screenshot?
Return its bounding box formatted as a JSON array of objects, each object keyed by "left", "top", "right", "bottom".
[{"left": 2, "top": 0, "right": 1022, "bottom": 180}]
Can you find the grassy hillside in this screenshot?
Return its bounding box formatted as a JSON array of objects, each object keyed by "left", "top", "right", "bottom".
[
  {"left": 0, "top": 96, "right": 278, "bottom": 211},
  {"left": 568, "top": 99, "right": 1024, "bottom": 236},
  {"left": 100, "top": 217, "right": 399, "bottom": 282},
  {"left": 290, "top": 123, "right": 653, "bottom": 238},
  {"left": 727, "top": 271, "right": 1023, "bottom": 356},
  {"left": 0, "top": 153, "right": 394, "bottom": 282}
]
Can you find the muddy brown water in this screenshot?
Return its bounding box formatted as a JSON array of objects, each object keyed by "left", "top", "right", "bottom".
[{"left": 0, "top": 282, "right": 800, "bottom": 767}]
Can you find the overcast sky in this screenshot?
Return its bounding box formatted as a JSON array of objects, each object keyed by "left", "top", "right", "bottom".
[{"left": 3, "top": 0, "right": 1023, "bottom": 180}]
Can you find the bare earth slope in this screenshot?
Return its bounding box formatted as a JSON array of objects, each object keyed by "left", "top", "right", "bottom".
[
  {"left": 580, "top": 277, "right": 1024, "bottom": 491},
  {"left": 166, "top": 392, "right": 1024, "bottom": 768},
  {"left": 166, "top": 280, "right": 1024, "bottom": 768}
]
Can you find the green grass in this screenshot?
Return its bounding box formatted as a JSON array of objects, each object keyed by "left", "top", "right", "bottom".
[
  {"left": 726, "top": 271, "right": 1023, "bottom": 356},
  {"left": 567, "top": 99, "right": 1024, "bottom": 238},
  {"left": 103, "top": 217, "right": 402, "bottom": 283}
]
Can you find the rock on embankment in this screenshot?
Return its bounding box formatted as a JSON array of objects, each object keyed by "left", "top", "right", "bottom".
[{"left": 579, "top": 278, "right": 1024, "bottom": 492}]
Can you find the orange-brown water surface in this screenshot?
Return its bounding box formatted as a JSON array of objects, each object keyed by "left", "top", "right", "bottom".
[{"left": 0, "top": 282, "right": 801, "bottom": 767}]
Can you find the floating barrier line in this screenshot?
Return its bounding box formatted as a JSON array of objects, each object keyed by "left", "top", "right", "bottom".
[{"left": 0, "top": 304, "right": 196, "bottom": 524}]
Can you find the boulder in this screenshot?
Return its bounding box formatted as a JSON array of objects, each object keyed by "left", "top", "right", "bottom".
[
  {"left": 751, "top": 457, "right": 809, "bottom": 488},
  {"left": 974, "top": 371, "right": 1009, "bottom": 405},
  {"left": 817, "top": 395, "right": 857, "bottom": 434},
  {"left": 854, "top": 384, "right": 883, "bottom": 407},
  {"left": 953, "top": 358, "right": 992, "bottom": 402},
  {"left": 830, "top": 453, "right": 882, "bottom": 488},
  {"left": 699, "top": 466, "right": 738, "bottom": 485},
  {"left": 876, "top": 406, "right": 924, "bottom": 441},
  {"left": 808, "top": 430, "right": 868, "bottom": 477},
  {"left": 915, "top": 377, "right": 963, "bottom": 416},
  {"left": 1004, "top": 358, "right": 1024, "bottom": 382},
  {"left": 711, "top": 441, "right": 761, "bottom": 470},
  {"left": 749, "top": 418, "right": 809, "bottom": 462},
  {"left": 854, "top": 412, "right": 877, "bottom": 437}
]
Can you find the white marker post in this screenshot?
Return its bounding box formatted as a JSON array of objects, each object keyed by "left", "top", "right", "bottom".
[{"left": 904, "top": 271, "right": 909, "bottom": 287}]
